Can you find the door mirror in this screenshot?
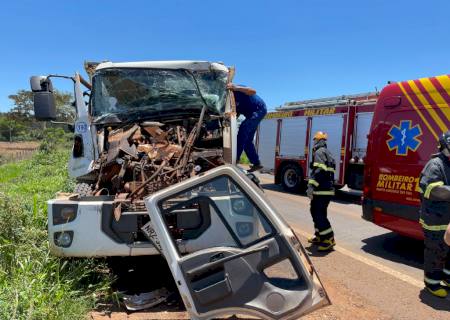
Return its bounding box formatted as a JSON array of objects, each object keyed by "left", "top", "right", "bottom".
[{"left": 30, "top": 76, "right": 56, "bottom": 121}]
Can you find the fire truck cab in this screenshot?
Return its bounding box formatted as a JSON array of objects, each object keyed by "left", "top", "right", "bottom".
[
  {"left": 256, "top": 93, "right": 376, "bottom": 192},
  {"left": 362, "top": 75, "right": 450, "bottom": 239}
]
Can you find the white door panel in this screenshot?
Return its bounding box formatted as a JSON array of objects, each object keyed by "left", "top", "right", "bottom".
[
  {"left": 280, "top": 117, "right": 307, "bottom": 158},
  {"left": 145, "top": 166, "right": 330, "bottom": 320},
  {"left": 309, "top": 115, "right": 344, "bottom": 181},
  {"left": 257, "top": 119, "right": 278, "bottom": 171},
  {"left": 353, "top": 112, "right": 373, "bottom": 159}
]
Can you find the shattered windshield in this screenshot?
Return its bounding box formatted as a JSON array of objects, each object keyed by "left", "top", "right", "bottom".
[{"left": 91, "top": 68, "right": 228, "bottom": 123}]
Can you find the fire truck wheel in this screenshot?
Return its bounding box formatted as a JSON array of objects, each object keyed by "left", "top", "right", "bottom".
[{"left": 281, "top": 163, "right": 303, "bottom": 193}]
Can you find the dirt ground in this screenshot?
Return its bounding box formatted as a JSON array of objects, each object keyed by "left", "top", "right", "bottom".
[
  {"left": 90, "top": 275, "right": 390, "bottom": 320},
  {"left": 90, "top": 276, "right": 391, "bottom": 320}
]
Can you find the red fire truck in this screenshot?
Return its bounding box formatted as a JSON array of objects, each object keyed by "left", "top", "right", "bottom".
[
  {"left": 256, "top": 93, "right": 377, "bottom": 192},
  {"left": 362, "top": 74, "right": 450, "bottom": 240}
]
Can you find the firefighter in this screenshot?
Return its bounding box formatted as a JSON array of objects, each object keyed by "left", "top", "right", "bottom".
[
  {"left": 227, "top": 83, "right": 267, "bottom": 172},
  {"left": 419, "top": 130, "right": 450, "bottom": 298},
  {"left": 307, "top": 131, "right": 336, "bottom": 251}
]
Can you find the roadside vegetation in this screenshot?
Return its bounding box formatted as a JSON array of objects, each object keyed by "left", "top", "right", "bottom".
[{"left": 0, "top": 130, "right": 112, "bottom": 319}]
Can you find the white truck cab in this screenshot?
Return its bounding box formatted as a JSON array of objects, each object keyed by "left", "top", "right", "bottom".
[{"left": 31, "top": 60, "right": 238, "bottom": 257}]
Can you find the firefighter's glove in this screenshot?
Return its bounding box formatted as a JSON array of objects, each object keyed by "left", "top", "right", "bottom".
[{"left": 306, "top": 187, "right": 314, "bottom": 200}]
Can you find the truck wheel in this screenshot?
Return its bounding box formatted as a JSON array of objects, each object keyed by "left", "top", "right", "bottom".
[
  {"left": 281, "top": 164, "right": 303, "bottom": 193},
  {"left": 74, "top": 183, "right": 93, "bottom": 197}
]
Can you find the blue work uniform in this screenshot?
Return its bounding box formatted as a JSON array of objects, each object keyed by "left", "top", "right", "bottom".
[{"left": 234, "top": 90, "right": 267, "bottom": 165}]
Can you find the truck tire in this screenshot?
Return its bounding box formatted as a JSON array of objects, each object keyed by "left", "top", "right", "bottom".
[
  {"left": 74, "top": 183, "right": 93, "bottom": 197},
  {"left": 280, "top": 163, "right": 303, "bottom": 193}
]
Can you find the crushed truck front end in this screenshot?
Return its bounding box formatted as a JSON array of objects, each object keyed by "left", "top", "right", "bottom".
[{"left": 40, "top": 60, "right": 238, "bottom": 257}]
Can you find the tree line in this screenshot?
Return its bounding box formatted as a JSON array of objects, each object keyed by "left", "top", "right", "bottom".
[{"left": 0, "top": 90, "right": 75, "bottom": 142}]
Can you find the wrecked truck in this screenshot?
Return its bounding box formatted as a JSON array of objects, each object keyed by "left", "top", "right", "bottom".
[
  {"left": 31, "top": 61, "right": 330, "bottom": 319},
  {"left": 31, "top": 61, "right": 238, "bottom": 257}
]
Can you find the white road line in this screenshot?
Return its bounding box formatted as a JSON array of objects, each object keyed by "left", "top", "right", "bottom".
[{"left": 293, "top": 227, "right": 424, "bottom": 289}]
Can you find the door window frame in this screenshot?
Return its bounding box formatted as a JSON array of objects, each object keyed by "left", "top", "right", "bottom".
[{"left": 157, "top": 174, "right": 276, "bottom": 257}]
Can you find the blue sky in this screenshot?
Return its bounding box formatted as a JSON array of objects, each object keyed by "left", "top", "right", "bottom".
[{"left": 0, "top": 0, "right": 449, "bottom": 112}]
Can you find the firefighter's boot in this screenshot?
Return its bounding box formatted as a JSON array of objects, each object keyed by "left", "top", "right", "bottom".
[
  {"left": 308, "top": 232, "right": 321, "bottom": 244},
  {"left": 443, "top": 268, "right": 450, "bottom": 287},
  {"left": 248, "top": 164, "right": 263, "bottom": 173},
  {"left": 425, "top": 283, "right": 448, "bottom": 298},
  {"left": 317, "top": 237, "right": 336, "bottom": 252}
]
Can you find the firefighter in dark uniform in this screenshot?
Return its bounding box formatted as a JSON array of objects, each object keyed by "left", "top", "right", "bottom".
[
  {"left": 419, "top": 131, "right": 450, "bottom": 298},
  {"left": 307, "top": 131, "right": 336, "bottom": 251}
]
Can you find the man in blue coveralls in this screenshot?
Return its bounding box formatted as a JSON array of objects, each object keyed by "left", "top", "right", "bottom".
[{"left": 227, "top": 83, "right": 267, "bottom": 172}]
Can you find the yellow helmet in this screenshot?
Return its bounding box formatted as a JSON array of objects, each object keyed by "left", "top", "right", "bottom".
[{"left": 313, "top": 131, "right": 328, "bottom": 141}]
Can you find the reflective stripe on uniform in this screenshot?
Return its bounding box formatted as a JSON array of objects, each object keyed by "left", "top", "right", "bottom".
[
  {"left": 319, "top": 227, "right": 333, "bottom": 236},
  {"left": 424, "top": 181, "right": 444, "bottom": 199},
  {"left": 312, "top": 162, "right": 335, "bottom": 172},
  {"left": 313, "top": 162, "right": 328, "bottom": 170},
  {"left": 313, "top": 190, "right": 335, "bottom": 195},
  {"left": 419, "top": 218, "right": 448, "bottom": 231},
  {"left": 444, "top": 269, "right": 450, "bottom": 276},
  {"left": 424, "top": 276, "right": 441, "bottom": 285},
  {"left": 308, "top": 179, "right": 319, "bottom": 187}
]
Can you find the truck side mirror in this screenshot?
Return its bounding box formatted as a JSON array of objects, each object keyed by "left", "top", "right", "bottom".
[{"left": 30, "top": 76, "right": 57, "bottom": 121}]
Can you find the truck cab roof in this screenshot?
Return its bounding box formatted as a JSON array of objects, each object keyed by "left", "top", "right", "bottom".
[{"left": 95, "top": 60, "right": 229, "bottom": 72}]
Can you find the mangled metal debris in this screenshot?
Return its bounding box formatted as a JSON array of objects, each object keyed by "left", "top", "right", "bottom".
[
  {"left": 121, "top": 288, "right": 171, "bottom": 311},
  {"left": 89, "top": 104, "right": 225, "bottom": 223}
]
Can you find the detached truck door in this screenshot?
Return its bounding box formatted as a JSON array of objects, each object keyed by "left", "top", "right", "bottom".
[{"left": 145, "top": 165, "right": 330, "bottom": 320}]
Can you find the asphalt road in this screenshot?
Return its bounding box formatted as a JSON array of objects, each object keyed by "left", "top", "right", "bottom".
[{"left": 256, "top": 172, "right": 450, "bottom": 320}]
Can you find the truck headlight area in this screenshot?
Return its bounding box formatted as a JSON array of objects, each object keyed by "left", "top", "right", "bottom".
[
  {"left": 52, "top": 204, "right": 78, "bottom": 225},
  {"left": 54, "top": 231, "right": 74, "bottom": 247}
]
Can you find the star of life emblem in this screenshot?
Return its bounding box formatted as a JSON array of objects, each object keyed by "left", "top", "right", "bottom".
[{"left": 387, "top": 120, "right": 422, "bottom": 156}]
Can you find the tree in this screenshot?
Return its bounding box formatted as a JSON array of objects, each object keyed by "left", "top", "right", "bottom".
[
  {"left": 0, "top": 115, "right": 26, "bottom": 142},
  {"left": 7, "top": 90, "right": 34, "bottom": 121},
  {"left": 1, "top": 89, "right": 75, "bottom": 141},
  {"left": 8, "top": 89, "right": 75, "bottom": 123}
]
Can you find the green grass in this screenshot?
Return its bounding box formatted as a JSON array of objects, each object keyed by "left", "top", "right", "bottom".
[{"left": 0, "top": 148, "right": 112, "bottom": 319}]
